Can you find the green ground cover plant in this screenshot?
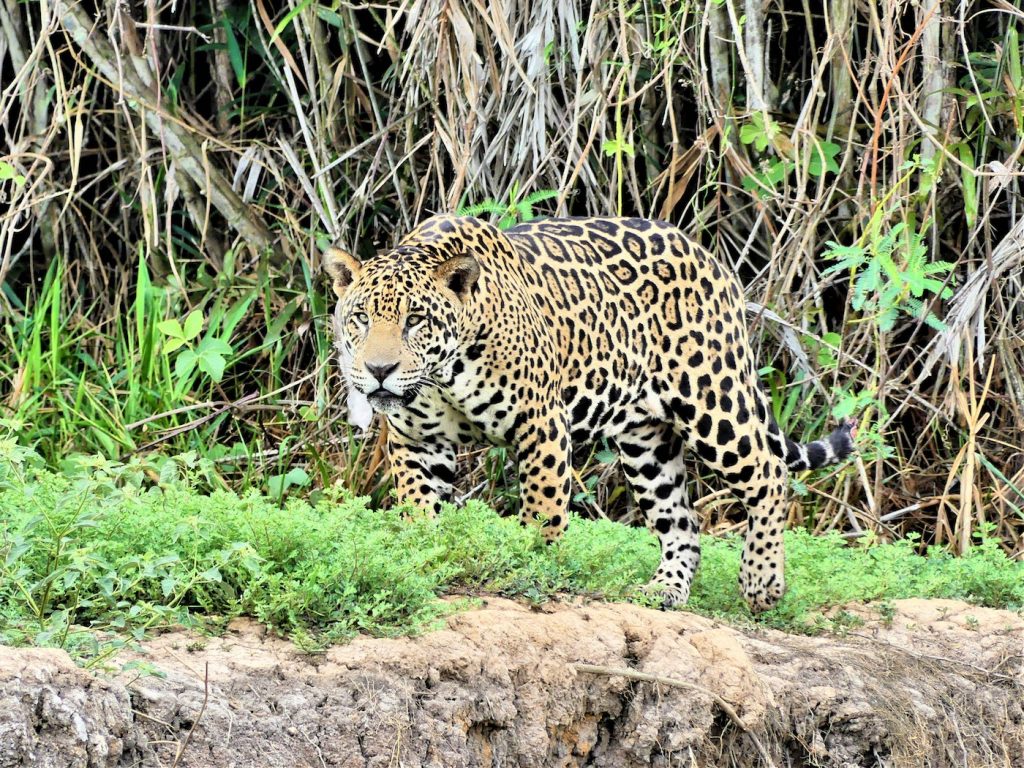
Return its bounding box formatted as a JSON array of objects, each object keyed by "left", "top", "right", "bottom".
[{"left": 2, "top": 440, "right": 1021, "bottom": 663}]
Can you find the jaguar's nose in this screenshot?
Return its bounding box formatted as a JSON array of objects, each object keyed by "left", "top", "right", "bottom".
[{"left": 365, "top": 361, "right": 399, "bottom": 385}]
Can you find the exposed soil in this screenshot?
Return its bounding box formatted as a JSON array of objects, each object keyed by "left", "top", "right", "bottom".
[{"left": 1, "top": 598, "right": 1022, "bottom": 767}]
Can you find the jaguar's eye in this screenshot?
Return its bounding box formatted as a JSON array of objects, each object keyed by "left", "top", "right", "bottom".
[
  {"left": 406, "top": 313, "right": 426, "bottom": 328},
  {"left": 352, "top": 311, "right": 369, "bottom": 326}
]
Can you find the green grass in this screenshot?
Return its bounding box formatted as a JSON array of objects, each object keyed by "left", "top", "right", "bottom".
[
  {"left": 1, "top": 440, "right": 1022, "bottom": 664},
  {"left": 0, "top": 247, "right": 337, "bottom": 484}
]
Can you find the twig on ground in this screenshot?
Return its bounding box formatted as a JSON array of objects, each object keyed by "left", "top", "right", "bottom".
[
  {"left": 571, "top": 662, "right": 777, "bottom": 767},
  {"left": 171, "top": 661, "right": 210, "bottom": 768}
]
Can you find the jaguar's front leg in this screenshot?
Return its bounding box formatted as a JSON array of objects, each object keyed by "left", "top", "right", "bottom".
[
  {"left": 386, "top": 428, "right": 458, "bottom": 517},
  {"left": 514, "top": 409, "right": 572, "bottom": 541}
]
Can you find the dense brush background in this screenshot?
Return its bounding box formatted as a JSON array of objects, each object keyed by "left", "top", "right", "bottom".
[{"left": 1, "top": 0, "right": 1022, "bottom": 557}]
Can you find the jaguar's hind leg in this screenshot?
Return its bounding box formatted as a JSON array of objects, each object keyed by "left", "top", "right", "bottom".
[{"left": 670, "top": 387, "right": 790, "bottom": 613}]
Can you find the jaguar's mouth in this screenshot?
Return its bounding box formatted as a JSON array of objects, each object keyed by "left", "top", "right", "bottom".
[{"left": 366, "top": 389, "right": 414, "bottom": 411}]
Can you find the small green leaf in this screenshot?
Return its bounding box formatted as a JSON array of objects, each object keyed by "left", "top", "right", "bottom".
[
  {"left": 957, "top": 143, "right": 978, "bottom": 228},
  {"left": 175, "top": 349, "right": 198, "bottom": 380},
  {"left": 601, "top": 138, "right": 635, "bottom": 157},
  {"left": 816, "top": 332, "right": 842, "bottom": 368},
  {"left": 183, "top": 310, "right": 204, "bottom": 341},
  {"left": 268, "top": 474, "right": 285, "bottom": 497},
  {"left": 198, "top": 337, "right": 232, "bottom": 355},
  {"left": 807, "top": 140, "right": 841, "bottom": 177},
  {"left": 285, "top": 467, "right": 310, "bottom": 487},
  {"left": 162, "top": 336, "right": 185, "bottom": 354},
  {"left": 456, "top": 200, "right": 507, "bottom": 218},
  {"left": 923, "top": 309, "right": 948, "bottom": 331},
  {"left": 196, "top": 351, "right": 226, "bottom": 382},
  {"left": 157, "top": 319, "right": 184, "bottom": 339},
  {"left": 0, "top": 161, "right": 26, "bottom": 186},
  {"left": 161, "top": 576, "right": 176, "bottom": 598},
  {"left": 739, "top": 122, "right": 761, "bottom": 146},
  {"left": 192, "top": 336, "right": 232, "bottom": 381},
  {"left": 739, "top": 113, "right": 777, "bottom": 152},
  {"left": 316, "top": 7, "right": 345, "bottom": 27},
  {"left": 742, "top": 159, "right": 791, "bottom": 198},
  {"left": 878, "top": 307, "right": 899, "bottom": 332},
  {"left": 833, "top": 397, "right": 856, "bottom": 420},
  {"left": 522, "top": 189, "right": 560, "bottom": 206},
  {"left": 267, "top": 471, "right": 307, "bottom": 497},
  {"left": 221, "top": 19, "right": 247, "bottom": 88}
]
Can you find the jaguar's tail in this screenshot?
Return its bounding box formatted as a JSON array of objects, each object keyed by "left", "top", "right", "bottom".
[
  {"left": 776, "top": 419, "right": 857, "bottom": 470},
  {"left": 758, "top": 388, "right": 858, "bottom": 470}
]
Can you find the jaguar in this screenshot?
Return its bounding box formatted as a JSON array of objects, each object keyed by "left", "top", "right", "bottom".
[{"left": 325, "top": 215, "right": 856, "bottom": 611}]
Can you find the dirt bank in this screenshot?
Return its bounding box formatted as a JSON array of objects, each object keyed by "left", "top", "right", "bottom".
[{"left": 1, "top": 598, "right": 1022, "bottom": 767}]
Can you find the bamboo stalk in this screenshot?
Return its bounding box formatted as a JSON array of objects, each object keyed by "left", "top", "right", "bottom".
[
  {"left": 827, "top": 0, "right": 854, "bottom": 136},
  {"left": 211, "top": 0, "right": 234, "bottom": 133},
  {"left": 706, "top": 0, "right": 732, "bottom": 113},
  {"left": 743, "top": 0, "right": 768, "bottom": 111},
  {"left": 917, "top": 1, "right": 946, "bottom": 171}
]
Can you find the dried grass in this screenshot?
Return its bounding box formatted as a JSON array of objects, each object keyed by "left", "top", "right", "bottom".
[{"left": 1, "top": 0, "right": 1023, "bottom": 555}]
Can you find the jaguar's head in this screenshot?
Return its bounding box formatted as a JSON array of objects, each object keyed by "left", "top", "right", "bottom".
[{"left": 325, "top": 243, "right": 480, "bottom": 413}]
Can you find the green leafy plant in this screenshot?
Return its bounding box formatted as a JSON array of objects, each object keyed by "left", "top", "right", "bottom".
[
  {"left": 823, "top": 218, "right": 954, "bottom": 332},
  {"left": 457, "top": 182, "right": 559, "bottom": 229},
  {"left": 0, "top": 450, "right": 659, "bottom": 654},
  {"left": 690, "top": 527, "right": 1024, "bottom": 632},
  {"left": 0, "top": 159, "right": 27, "bottom": 187},
  {"left": 739, "top": 112, "right": 840, "bottom": 198},
  {"left": 739, "top": 111, "right": 779, "bottom": 152},
  {"left": 4, "top": 446, "right": 1022, "bottom": 660},
  {"left": 602, "top": 77, "right": 634, "bottom": 213},
  {"left": 158, "top": 310, "right": 235, "bottom": 384},
  {"left": 804, "top": 331, "right": 844, "bottom": 370}
]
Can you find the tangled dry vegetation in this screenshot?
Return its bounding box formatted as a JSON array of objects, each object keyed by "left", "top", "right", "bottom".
[{"left": 1, "top": 1, "right": 1023, "bottom": 555}]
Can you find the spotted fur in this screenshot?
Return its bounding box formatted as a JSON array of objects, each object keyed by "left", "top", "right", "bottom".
[{"left": 326, "top": 215, "right": 856, "bottom": 612}]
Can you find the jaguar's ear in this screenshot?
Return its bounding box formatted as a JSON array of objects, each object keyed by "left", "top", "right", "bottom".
[
  {"left": 434, "top": 254, "right": 480, "bottom": 303},
  {"left": 323, "top": 246, "right": 361, "bottom": 297}
]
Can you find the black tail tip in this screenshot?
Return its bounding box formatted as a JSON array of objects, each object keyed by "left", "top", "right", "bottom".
[{"left": 830, "top": 418, "right": 858, "bottom": 460}]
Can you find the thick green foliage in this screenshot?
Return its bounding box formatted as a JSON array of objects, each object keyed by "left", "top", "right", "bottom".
[
  {"left": 0, "top": 443, "right": 658, "bottom": 652},
  {"left": 1, "top": 442, "right": 1021, "bottom": 660}
]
